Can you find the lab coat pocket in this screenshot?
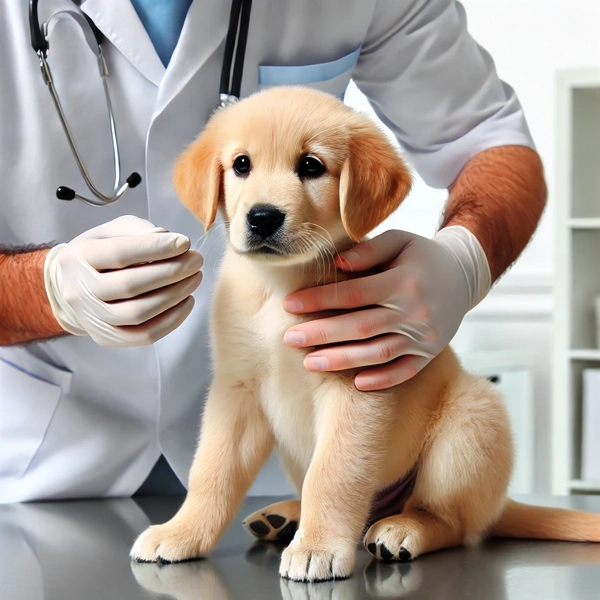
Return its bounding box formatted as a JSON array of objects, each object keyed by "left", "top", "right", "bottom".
[
  {"left": 258, "top": 46, "right": 361, "bottom": 99},
  {"left": 0, "top": 351, "right": 72, "bottom": 479}
]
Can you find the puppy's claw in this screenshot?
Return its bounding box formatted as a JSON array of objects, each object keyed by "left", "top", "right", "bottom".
[
  {"left": 363, "top": 519, "right": 417, "bottom": 562},
  {"left": 279, "top": 539, "right": 355, "bottom": 582}
]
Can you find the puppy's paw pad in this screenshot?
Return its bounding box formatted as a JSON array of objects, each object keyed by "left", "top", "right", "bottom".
[
  {"left": 130, "top": 523, "right": 208, "bottom": 564},
  {"left": 248, "top": 520, "right": 271, "bottom": 537},
  {"left": 266, "top": 514, "right": 286, "bottom": 528},
  {"left": 279, "top": 540, "right": 355, "bottom": 582},
  {"left": 243, "top": 500, "right": 300, "bottom": 541}
]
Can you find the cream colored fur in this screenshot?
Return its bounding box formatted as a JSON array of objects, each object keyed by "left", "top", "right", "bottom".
[{"left": 130, "top": 87, "right": 600, "bottom": 582}]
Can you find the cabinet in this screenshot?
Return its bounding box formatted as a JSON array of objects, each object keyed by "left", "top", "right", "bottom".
[{"left": 460, "top": 351, "right": 534, "bottom": 495}]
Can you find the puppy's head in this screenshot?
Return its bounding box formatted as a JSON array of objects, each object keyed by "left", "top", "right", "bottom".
[{"left": 174, "top": 87, "right": 411, "bottom": 264}]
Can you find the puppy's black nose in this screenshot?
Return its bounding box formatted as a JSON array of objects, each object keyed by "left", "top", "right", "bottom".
[{"left": 247, "top": 205, "right": 285, "bottom": 239}]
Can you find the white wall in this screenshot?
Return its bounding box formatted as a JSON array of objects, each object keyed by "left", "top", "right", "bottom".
[{"left": 346, "top": 1, "right": 600, "bottom": 494}]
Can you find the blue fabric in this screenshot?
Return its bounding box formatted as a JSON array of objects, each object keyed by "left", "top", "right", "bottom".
[
  {"left": 258, "top": 46, "right": 361, "bottom": 86},
  {"left": 130, "top": 0, "right": 193, "bottom": 66}
]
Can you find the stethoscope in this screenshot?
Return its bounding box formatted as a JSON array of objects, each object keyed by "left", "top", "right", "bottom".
[{"left": 29, "top": 0, "right": 252, "bottom": 207}]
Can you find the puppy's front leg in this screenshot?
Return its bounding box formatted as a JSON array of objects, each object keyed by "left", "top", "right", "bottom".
[
  {"left": 131, "top": 378, "right": 273, "bottom": 563},
  {"left": 280, "top": 380, "right": 396, "bottom": 582}
]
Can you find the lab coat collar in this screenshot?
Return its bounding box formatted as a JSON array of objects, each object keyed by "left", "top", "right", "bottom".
[
  {"left": 152, "top": 0, "right": 230, "bottom": 117},
  {"left": 80, "top": 0, "right": 166, "bottom": 87},
  {"left": 80, "top": 0, "right": 229, "bottom": 117}
]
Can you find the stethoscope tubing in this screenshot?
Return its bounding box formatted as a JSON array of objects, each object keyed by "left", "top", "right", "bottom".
[
  {"left": 30, "top": 0, "right": 140, "bottom": 206},
  {"left": 30, "top": 0, "right": 252, "bottom": 205},
  {"left": 219, "top": 0, "right": 252, "bottom": 108}
]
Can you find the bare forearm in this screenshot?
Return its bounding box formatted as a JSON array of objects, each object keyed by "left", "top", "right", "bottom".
[
  {"left": 0, "top": 246, "right": 66, "bottom": 345},
  {"left": 441, "top": 145, "right": 547, "bottom": 281}
]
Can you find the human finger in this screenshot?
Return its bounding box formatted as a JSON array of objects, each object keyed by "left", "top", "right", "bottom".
[
  {"left": 91, "top": 251, "right": 203, "bottom": 301},
  {"left": 74, "top": 232, "right": 191, "bottom": 270},
  {"left": 92, "top": 296, "right": 196, "bottom": 347},
  {"left": 88, "top": 271, "right": 202, "bottom": 327},
  {"left": 283, "top": 270, "right": 398, "bottom": 314},
  {"left": 334, "top": 230, "right": 416, "bottom": 272},
  {"left": 354, "top": 355, "right": 431, "bottom": 391},
  {"left": 303, "top": 333, "right": 433, "bottom": 373},
  {"left": 283, "top": 307, "right": 398, "bottom": 348}
]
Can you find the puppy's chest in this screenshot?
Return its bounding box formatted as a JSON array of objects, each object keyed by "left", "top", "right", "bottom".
[{"left": 222, "top": 292, "right": 318, "bottom": 448}]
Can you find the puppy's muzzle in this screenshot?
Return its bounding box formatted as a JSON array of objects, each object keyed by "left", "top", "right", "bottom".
[{"left": 247, "top": 205, "right": 286, "bottom": 240}]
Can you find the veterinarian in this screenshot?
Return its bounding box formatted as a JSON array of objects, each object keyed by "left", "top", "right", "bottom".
[{"left": 0, "top": 0, "right": 546, "bottom": 503}]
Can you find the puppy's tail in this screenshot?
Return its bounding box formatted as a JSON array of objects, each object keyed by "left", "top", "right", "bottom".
[{"left": 490, "top": 499, "right": 600, "bottom": 542}]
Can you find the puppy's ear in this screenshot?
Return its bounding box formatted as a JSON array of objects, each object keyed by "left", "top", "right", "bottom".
[
  {"left": 340, "top": 122, "right": 412, "bottom": 241},
  {"left": 173, "top": 127, "right": 223, "bottom": 232}
]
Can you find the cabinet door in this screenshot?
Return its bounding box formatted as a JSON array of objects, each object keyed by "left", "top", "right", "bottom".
[{"left": 492, "top": 369, "right": 535, "bottom": 494}]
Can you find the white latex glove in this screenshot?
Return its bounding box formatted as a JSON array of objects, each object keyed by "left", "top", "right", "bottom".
[
  {"left": 44, "top": 215, "right": 203, "bottom": 347},
  {"left": 283, "top": 226, "right": 491, "bottom": 391}
]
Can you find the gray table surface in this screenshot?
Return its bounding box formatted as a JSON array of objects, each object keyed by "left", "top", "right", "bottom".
[{"left": 2, "top": 494, "right": 600, "bottom": 600}]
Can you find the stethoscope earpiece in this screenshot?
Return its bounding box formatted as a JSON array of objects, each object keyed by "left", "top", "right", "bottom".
[{"left": 56, "top": 171, "right": 141, "bottom": 203}]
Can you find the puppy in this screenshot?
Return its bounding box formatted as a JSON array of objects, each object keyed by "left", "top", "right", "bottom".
[{"left": 131, "top": 87, "right": 600, "bottom": 582}]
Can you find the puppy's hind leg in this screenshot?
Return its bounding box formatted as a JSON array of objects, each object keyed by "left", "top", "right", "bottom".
[
  {"left": 244, "top": 499, "right": 301, "bottom": 542},
  {"left": 244, "top": 449, "right": 305, "bottom": 542},
  {"left": 364, "top": 374, "right": 513, "bottom": 562},
  {"left": 131, "top": 378, "right": 274, "bottom": 563}
]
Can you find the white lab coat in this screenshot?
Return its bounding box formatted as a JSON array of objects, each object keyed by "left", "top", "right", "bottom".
[{"left": 0, "top": 0, "right": 534, "bottom": 503}]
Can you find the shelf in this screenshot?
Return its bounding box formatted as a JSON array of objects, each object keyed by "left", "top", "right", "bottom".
[
  {"left": 568, "top": 218, "right": 600, "bottom": 229},
  {"left": 553, "top": 72, "right": 600, "bottom": 496},
  {"left": 569, "top": 479, "right": 600, "bottom": 493},
  {"left": 569, "top": 349, "right": 600, "bottom": 360}
]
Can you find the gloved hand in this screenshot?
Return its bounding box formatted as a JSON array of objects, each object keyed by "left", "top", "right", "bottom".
[
  {"left": 283, "top": 226, "right": 491, "bottom": 391},
  {"left": 44, "top": 215, "right": 203, "bottom": 347}
]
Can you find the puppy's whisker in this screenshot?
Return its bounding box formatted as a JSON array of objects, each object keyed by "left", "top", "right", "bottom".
[
  {"left": 297, "top": 231, "right": 325, "bottom": 282},
  {"left": 318, "top": 245, "right": 330, "bottom": 285},
  {"left": 315, "top": 239, "right": 333, "bottom": 286},
  {"left": 303, "top": 226, "right": 339, "bottom": 284},
  {"left": 306, "top": 223, "right": 339, "bottom": 258},
  {"left": 194, "top": 222, "right": 227, "bottom": 254},
  {"left": 306, "top": 231, "right": 337, "bottom": 286},
  {"left": 194, "top": 225, "right": 229, "bottom": 277},
  {"left": 297, "top": 232, "right": 316, "bottom": 277},
  {"left": 201, "top": 234, "right": 227, "bottom": 266}
]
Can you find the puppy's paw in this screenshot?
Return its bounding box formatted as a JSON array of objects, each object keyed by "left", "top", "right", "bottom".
[
  {"left": 130, "top": 521, "right": 211, "bottom": 564},
  {"left": 363, "top": 517, "right": 418, "bottom": 563},
  {"left": 279, "top": 532, "right": 355, "bottom": 582},
  {"left": 243, "top": 500, "right": 300, "bottom": 542}
]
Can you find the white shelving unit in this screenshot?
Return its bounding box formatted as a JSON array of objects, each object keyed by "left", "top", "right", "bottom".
[{"left": 553, "top": 68, "right": 600, "bottom": 495}]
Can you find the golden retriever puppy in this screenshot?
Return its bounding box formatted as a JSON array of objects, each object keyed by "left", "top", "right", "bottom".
[{"left": 131, "top": 87, "right": 600, "bottom": 582}]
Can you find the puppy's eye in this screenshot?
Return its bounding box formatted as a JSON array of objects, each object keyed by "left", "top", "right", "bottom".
[
  {"left": 233, "top": 155, "right": 251, "bottom": 176},
  {"left": 298, "top": 156, "right": 325, "bottom": 179}
]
